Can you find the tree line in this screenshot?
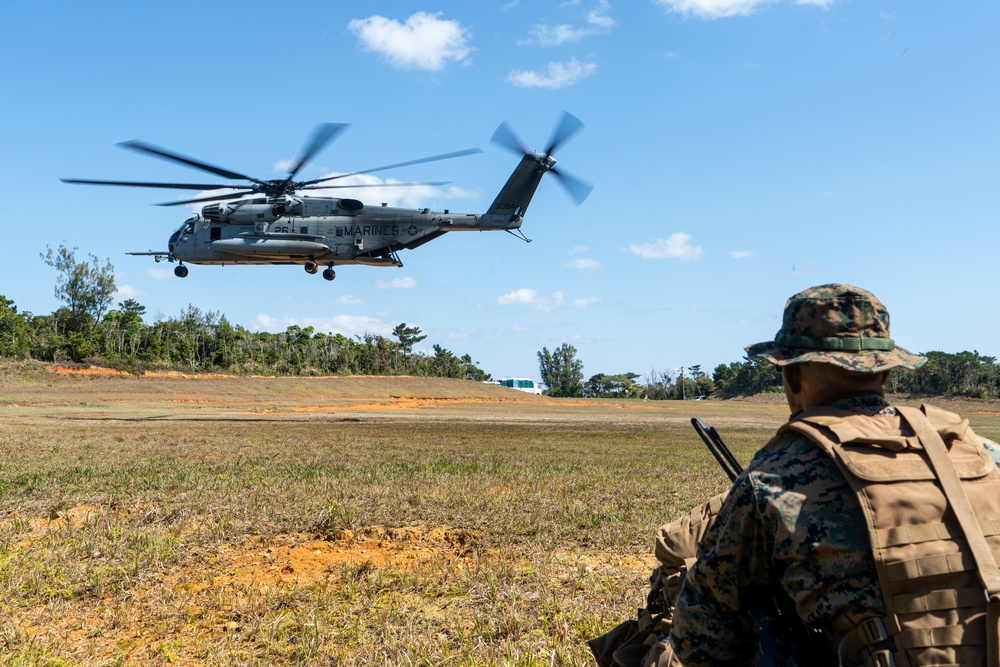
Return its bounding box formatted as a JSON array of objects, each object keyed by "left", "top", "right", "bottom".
[
  {"left": 539, "top": 344, "right": 1000, "bottom": 400},
  {"left": 0, "top": 245, "right": 489, "bottom": 379}
]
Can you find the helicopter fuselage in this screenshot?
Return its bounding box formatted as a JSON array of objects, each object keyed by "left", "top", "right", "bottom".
[{"left": 165, "top": 195, "right": 521, "bottom": 269}]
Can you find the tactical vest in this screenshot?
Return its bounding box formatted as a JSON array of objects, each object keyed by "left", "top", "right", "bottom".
[{"left": 782, "top": 404, "right": 1000, "bottom": 667}]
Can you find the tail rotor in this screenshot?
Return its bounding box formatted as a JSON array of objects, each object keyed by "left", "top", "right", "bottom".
[{"left": 490, "top": 111, "right": 592, "bottom": 205}]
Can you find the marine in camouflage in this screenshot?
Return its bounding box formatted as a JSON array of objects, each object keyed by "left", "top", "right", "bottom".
[{"left": 659, "top": 283, "right": 1000, "bottom": 666}]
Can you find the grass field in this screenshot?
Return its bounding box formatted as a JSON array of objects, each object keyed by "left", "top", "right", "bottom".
[{"left": 3, "top": 365, "right": 999, "bottom": 666}]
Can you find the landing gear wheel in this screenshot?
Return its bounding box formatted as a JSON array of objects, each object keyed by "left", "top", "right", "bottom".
[
  {"left": 304, "top": 261, "right": 318, "bottom": 274},
  {"left": 174, "top": 265, "right": 189, "bottom": 278},
  {"left": 322, "top": 268, "right": 336, "bottom": 281}
]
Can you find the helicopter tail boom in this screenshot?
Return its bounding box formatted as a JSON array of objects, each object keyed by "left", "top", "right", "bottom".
[{"left": 484, "top": 153, "right": 548, "bottom": 220}]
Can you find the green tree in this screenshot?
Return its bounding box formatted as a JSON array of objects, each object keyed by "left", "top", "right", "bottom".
[
  {"left": 585, "top": 372, "right": 641, "bottom": 398},
  {"left": 0, "top": 296, "right": 30, "bottom": 359},
  {"left": 40, "top": 244, "right": 116, "bottom": 333},
  {"left": 392, "top": 323, "right": 427, "bottom": 355},
  {"left": 712, "top": 357, "right": 782, "bottom": 397},
  {"left": 459, "top": 354, "right": 491, "bottom": 382},
  {"left": 430, "top": 344, "right": 462, "bottom": 378},
  {"left": 99, "top": 299, "right": 148, "bottom": 363},
  {"left": 537, "top": 343, "right": 584, "bottom": 397},
  {"left": 392, "top": 323, "right": 427, "bottom": 373}
]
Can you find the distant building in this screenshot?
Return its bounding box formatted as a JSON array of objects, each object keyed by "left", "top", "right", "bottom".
[{"left": 493, "top": 378, "right": 543, "bottom": 395}]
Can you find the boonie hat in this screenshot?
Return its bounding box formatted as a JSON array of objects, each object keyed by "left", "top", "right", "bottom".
[{"left": 746, "top": 284, "right": 926, "bottom": 373}]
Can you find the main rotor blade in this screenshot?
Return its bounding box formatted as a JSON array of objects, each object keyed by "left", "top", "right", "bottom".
[
  {"left": 544, "top": 111, "right": 584, "bottom": 157},
  {"left": 156, "top": 190, "right": 256, "bottom": 206},
  {"left": 551, "top": 167, "right": 593, "bottom": 205},
  {"left": 491, "top": 122, "right": 530, "bottom": 156},
  {"left": 119, "top": 140, "right": 262, "bottom": 183},
  {"left": 286, "top": 123, "right": 350, "bottom": 179},
  {"left": 300, "top": 148, "right": 481, "bottom": 187},
  {"left": 61, "top": 177, "right": 246, "bottom": 191},
  {"left": 301, "top": 181, "right": 449, "bottom": 191}
]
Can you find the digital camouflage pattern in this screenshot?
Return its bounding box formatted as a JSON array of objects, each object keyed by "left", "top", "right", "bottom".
[
  {"left": 745, "top": 284, "right": 927, "bottom": 372},
  {"left": 665, "top": 394, "right": 1000, "bottom": 666}
]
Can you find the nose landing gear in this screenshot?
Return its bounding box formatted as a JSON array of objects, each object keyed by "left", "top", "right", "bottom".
[
  {"left": 174, "top": 264, "right": 189, "bottom": 278},
  {"left": 304, "top": 261, "right": 319, "bottom": 275},
  {"left": 322, "top": 267, "right": 336, "bottom": 281}
]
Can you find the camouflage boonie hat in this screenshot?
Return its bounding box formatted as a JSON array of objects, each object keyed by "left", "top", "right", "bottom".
[{"left": 746, "top": 284, "right": 926, "bottom": 372}]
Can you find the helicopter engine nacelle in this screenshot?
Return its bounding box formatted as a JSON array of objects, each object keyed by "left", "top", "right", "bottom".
[
  {"left": 201, "top": 198, "right": 300, "bottom": 224},
  {"left": 201, "top": 203, "right": 234, "bottom": 221}
]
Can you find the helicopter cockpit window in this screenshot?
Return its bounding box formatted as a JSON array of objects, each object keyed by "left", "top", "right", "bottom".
[{"left": 183, "top": 221, "right": 196, "bottom": 235}]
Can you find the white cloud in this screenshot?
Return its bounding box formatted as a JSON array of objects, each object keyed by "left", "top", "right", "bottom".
[
  {"left": 587, "top": 0, "right": 616, "bottom": 27},
  {"left": 254, "top": 313, "right": 279, "bottom": 330},
  {"left": 336, "top": 295, "right": 364, "bottom": 305},
  {"left": 655, "top": 0, "right": 771, "bottom": 19},
  {"left": 536, "top": 292, "right": 565, "bottom": 314},
  {"left": 508, "top": 59, "right": 597, "bottom": 89},
  {"left": 496, "top": 288, "right": 565, "bottom": 314},
  {"left": 728, "top": 250, "right": 754, "bottom": 259},
  {"left": 655, "top": 0, "right": 833, "bottom": 19},
  {"left": 148, "top": 267, "right": 175, "bottom": 281},
  {"left": 348, "top": 12, "right": 472, "bottom": 71},
  {"left": 566, "top": 258, "right": 602, "bottom": 271},
  {"left": 569, "top": 245, "right": 589, "bottom": 254},
  {"left": 573, "top": 296, "right": 602, "bottom": 308},
  {"left": 114, "top": 284, "right": 147, "bottom": 300},
  {"left": 375, "top": 276, "right": 418, "bottom": 290},
  {"left": 527, "top": 23, "right": 592, "bottom": 46},
  {"left": 253, "top": 313, "right": 392, "bottom": 338},
  {"left": 626, "top": 233, "right": 703, "bottom": 261},
  {"left": 497, "top": 288, "right": 538, "bottom": 306},
  {"left": 523, "top": 3, "right": 615, "bottom": 46}
]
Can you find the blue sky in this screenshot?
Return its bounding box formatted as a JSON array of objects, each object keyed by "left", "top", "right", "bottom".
[{"left": 2, "top": 1, "right": 997, "bottom": 382}]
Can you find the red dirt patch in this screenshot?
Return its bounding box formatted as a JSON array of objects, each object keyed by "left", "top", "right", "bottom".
[{"left": 216, "top": 526, "right": 480, "bottom": 591}]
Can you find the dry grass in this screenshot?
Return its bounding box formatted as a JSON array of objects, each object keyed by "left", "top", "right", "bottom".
[{"left": 2, "top": 365, "right": 999, "bottom": 666}]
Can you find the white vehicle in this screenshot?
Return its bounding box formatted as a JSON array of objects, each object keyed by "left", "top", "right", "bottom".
[{"left": 495, "top": 378, "right": 543, "bottom": 395}]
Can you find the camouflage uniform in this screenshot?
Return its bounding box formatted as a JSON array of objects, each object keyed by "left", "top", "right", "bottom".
[
  {"left": 657, "top": 284, "right": 1000, "bottom": 666},
  {"left": 663, "top": 394, "right": 1000, "bottom": 666}
]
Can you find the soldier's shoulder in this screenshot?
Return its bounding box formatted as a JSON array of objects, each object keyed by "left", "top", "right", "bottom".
[
  {"left": 742, "top": 429, "right": 847, "bottom": 503},
  {"left": 750, "top": 430, "right": 827, "bottom": 471}
]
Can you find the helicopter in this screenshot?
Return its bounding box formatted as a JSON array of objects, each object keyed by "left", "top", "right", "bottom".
[{"left": 62, "top": 113, "right": 592, "bottom": 281}]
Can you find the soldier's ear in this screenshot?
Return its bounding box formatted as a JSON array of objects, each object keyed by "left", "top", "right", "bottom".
[{"left": 782, "top": 365, "right": 802, "bottom": 394}]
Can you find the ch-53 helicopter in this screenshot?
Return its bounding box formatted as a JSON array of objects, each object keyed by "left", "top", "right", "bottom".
[{"left": 62, "top": 113, "right": 592, "bottom": 281}]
